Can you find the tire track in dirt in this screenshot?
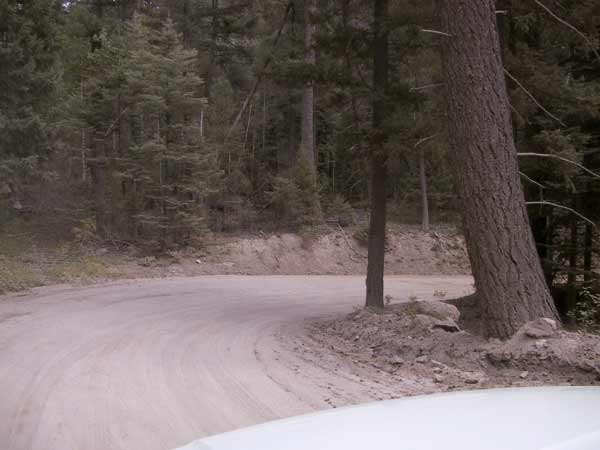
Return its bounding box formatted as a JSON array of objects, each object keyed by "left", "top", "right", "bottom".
[{"left": 0, "top": 275, "right": 473, "bottom": 450}]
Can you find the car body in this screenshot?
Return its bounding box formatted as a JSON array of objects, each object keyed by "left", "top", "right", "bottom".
[{"left": 175, "top": 386, "right": 600, "bottom": 450}]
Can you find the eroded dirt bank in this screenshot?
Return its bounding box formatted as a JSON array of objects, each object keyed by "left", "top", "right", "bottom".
[
  {"left": 1, "top": 225, "right": 470, "bottom": 294},
  {"left": 298, "top": 300, "right": 600, "bottom": 399}
]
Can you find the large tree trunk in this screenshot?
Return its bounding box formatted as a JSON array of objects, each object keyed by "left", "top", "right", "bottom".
[
  {"left": 436, "top": 0, "right": 559, "bottom": 338},
  {"left": 365, "top": 0, "right": 388, "bottom": 309}
]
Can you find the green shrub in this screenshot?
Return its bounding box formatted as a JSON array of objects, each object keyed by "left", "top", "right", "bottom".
[
  {"left": 323, "top": 194, "right": 355, "bottom": 226},
  {"left": 568, "top": 287, "right": 600, "bottom": 333},
  {"left": 268, "top": 148, "right": 321, "bottom": 225}
]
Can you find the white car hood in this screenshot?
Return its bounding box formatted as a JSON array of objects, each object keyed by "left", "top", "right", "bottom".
[{"left": 175, "top": 387, "right": 600, "bottom": 450}]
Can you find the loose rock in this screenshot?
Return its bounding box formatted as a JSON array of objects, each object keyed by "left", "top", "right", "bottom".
[
  {"left": 432, "top": 318, "right": 461, "bottom": 333},
  {"left": 522, "top": 318, "right": 559, "bottom": 339},
  {"left": 410, "top": 300, "right": 460, "bottom": 322}
]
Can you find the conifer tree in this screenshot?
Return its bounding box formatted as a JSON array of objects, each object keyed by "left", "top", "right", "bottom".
[{"left": 123, "top": 14, "right": 221, "bottom": 246}]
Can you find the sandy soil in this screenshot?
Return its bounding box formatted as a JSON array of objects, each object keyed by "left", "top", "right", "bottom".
[
  {"left": 304, "top": 302, "right": 600, "bottom": 397},
  {"left": 0, "top": 275, "right": 473, "bottom": 450},
  {"left": 106, "top": 226, "right": 471, "bottom": 279},
  {"left": 1, "top": 225, "right": 470, "bottom": 295}
]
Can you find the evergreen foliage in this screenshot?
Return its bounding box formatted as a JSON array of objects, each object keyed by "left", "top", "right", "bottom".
[{"left": 0, "top": 0, "right": 599, "bottom": 325}]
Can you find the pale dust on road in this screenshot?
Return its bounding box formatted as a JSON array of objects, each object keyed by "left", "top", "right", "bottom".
[{"left": 0, "top": 275, "right": 473, "bottom": 450}]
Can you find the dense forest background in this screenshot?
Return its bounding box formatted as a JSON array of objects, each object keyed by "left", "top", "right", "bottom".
[{"left": 1, "top": 0, "right": 600, "bottom": 327}]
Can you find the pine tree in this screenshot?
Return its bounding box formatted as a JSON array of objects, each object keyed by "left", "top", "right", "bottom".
[
  {"left": 0, "top": 0, "right": 61, "bottom": 218},
  {"left": 124, "top": 14, "right": 221, "bottom": 247},
  {"left": 437, "top": 0, "right": 559, "bottom": 338}
]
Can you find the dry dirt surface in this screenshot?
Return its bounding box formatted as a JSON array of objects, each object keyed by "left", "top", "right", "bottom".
[
  {"left": 306, "top": 301, "right": 600, "bottom": 396},
  {"left": 0, "top": 275, "right": 473, "bottom": 450},
  {"left": 122, "top": 226, "right": 471, "bottom": 279}
]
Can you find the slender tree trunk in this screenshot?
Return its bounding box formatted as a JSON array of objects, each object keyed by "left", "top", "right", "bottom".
[
  {"left": 584, "top": 224, "right": 593, "bottom": 284},
  {"left": 565, "top": 210, "right": 580, "bottom": 318},
  {"left": 199, "top": 108, "right": 204, "bottom": 139},
  {"left": 532, "top": 213, "right": 554, "bottom": 286},
  {"left": 365, "top": 0, "right": 388, "bottom": 309},
  {"left": 301, "top": 0, "right": 316, "bottom": 170},
  {"left": 205, "top": 0, "right": 219, "bottom": 99},
  {"left": 81, "top": 77, "right": 87, "bottom": 182},
  {"left": 436, "top": 0, "right": 558, "bottom": 338},
  {"left": 419, "top": 148, "right": 430, "bottom": 232}
]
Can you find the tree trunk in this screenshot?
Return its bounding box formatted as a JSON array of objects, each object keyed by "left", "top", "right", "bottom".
[
  {"left": 436, "top": 0, "right": 559, "bottom": 338},
  {"left": 365, "top": 0, "right": 388, "bottom": 309},
  {"left": 419, "top": 148, "right": 430, "bottom": 232},
  {"left": 584, "top": 224, "right": 593, "bottom": 284},
  {"left": 566, "top": 216, "right": 580, "bottom": 314},
  {"left": 301, "top": 0, "right": 316, "bottom": 170},
  {"left": 205, "top": 0, "right": 219, "bottom": 99}
]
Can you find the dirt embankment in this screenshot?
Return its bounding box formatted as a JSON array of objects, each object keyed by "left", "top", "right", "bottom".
[
  {"left": 301, "top": 300, "right": 600, "bottom": 395},
  {"left": 127, "top": 225, "right": 470, "bottom": 278},
  {"left": 0, "top": 225, "right": 469, "bottom": 294}
]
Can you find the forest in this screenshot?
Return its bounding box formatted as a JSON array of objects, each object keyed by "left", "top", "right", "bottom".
[{"left": 1, "top": 0, "right": 600, "bottom": 336}]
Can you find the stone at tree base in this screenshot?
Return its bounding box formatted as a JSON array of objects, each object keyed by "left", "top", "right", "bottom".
[
  {"left": 402, "top": 300, "right": 460, "bottom": 322},
  {"left": 463, "top": 375, "right": 480, "bottom": 384},
  {"left": 390, "top": 356, "right": 404, "bottom": 366},
  {"left": 432, "top": 318, "right": 461, "bottom": 333},
  {"left": 521, "top": 318, "right": 559, "bottom": 339},
  {"left": 410, "top": 314, "right": 437, "bottom": 334}
]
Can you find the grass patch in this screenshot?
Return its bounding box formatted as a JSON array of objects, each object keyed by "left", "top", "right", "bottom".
[
  {"left": 46, "top": 256, "right": 120, "bottom": 284},
  {"left": 0, "top": 256, "right": 44, "bottom": 294}
]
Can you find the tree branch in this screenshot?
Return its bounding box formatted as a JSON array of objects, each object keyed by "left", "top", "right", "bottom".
[
  {"left": 534, "top": 0, "right": 600, "bottom": 64},
  {"left": 415, "top": 133, "right": 440, "bottom": 148},
  {"left": 526, "top": 201, "right": 596, "bottom": 227},
  {"left": 518, "top": 152, "right": 600, "bottom": 180},
  {"left": 504, "top": 69, "right": 566, "bottom": 127},
  {"left": 420, "top": 29, "right": 453, "bottom": 37},
  {"left": 226, "top": 2, "right": 293, "bottom": 140},
  {"left": 520, "top": 171, "right": 545, "bottom": 189},
  {"left": 410, "top": 83, "right": 444, "bottom": 92}
]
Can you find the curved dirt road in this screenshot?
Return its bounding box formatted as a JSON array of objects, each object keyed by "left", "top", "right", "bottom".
[{"left": 0, "top": 275, "right": 472, "bottom": 450}]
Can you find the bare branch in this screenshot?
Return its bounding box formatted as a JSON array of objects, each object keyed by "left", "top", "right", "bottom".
[
  {"left": 534, "top": 0, "right": 600, "bottom": 64},
  {"left": 415, "top": 133, "right": 440, "bottom": 148},
  {"left": 410, "top": 83, "right": 444, "bottom": 92},
  {"left": 226, "top": 2, "right": 293, "bottom": 140},
  {"left": 518, "top": 152, "right": 600, "bottom": 180},
  {"left": 420, "top": 29, "right": 453, "bottom": 37},
  {"left": 102, "top": 107, "right": 130, "bottom": 139},
  {"left": 526, "top": 201, "right": 596, "bottom": 227},
  {"left": 504, "top": 69, "right": 566, "bottom": 127},
  {"left": 519, "top": 171, "right": 545, "bottom": 189},
  {"left": 509, "top": 103, "right": 530, "bottom": 125}
]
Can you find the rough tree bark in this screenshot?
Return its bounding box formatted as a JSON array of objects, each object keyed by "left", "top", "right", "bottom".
[
  {"left": 365, "top": 0, "right": 388, "bottom": 309},
  {"left": 436, "top": 0, "right": 559, "bottom": 338}
]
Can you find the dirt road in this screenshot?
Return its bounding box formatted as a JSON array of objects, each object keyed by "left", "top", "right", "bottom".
[{"left": 0, "top": 276, "right": 472, "bottom": 450}]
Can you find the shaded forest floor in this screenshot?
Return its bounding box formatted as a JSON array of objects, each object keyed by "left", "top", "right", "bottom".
[
  {"left": 0, "top": 222, "right": 470, "bottom": 295},
  {"left": 297, "top": 301, "right": 600, "bottom": 399}
]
